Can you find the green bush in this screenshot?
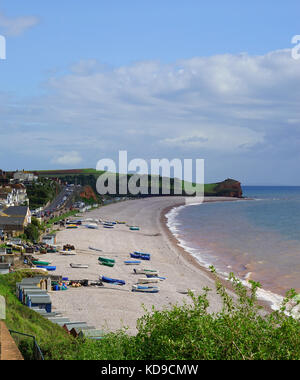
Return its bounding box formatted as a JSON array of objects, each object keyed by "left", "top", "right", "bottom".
[{"left": 3, "top": 269, "right": 300, "bottom": 360}]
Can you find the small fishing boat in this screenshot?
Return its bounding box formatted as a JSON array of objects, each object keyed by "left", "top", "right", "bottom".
[
  {"left": 31, "top": 267, "right": 48, "bottom": 273},
  {"left": 32, "top": 260, "right": 51, "bottom": 266},
  {"left": 70, "top": 263, "right": 89, "bottom": 268},
  {"left": 98, "top": 257, "right": 115, "bottom": 263},
  {"left": 129, "top": 226, "right": 140, "bottom": 231},
  {"left": 124, "top": 260, "right": 141, "bottom": 265},
  {"left": 100, "top": 276, "right": 125, "bottom": 285},
  {"left": 103, "top": 225, "right": 114, "bottom": 229},
  {"left": 132, "top": 285, "right": 159, "bottom": 293},
  {"left": 89, "top": 246, "right": 102, "bottom": 252},
  {"left": 66, "top": 224, "right": 78, "bottom": 229},
  {"left": 134, "top": 268, "right": 158, "bottom": 275},
  {"left": 130, "top": 253, "right": 150, "bottom": 260},
  {"left": 86, "top": 224, "right": 98, "bottom": 229},
  {"left": 36, "top": 265, "right": 56, "bottom": 271},
  {"left": 137, "top": 278, "right": 160, "bottom": 284},
  {"left": 146, "top": 274, "right": 166, "bottom": 280},
  {"left": 99, "top": 261, "right": 114, "bottom": 267},
  {"left": 134, "top": 251, "right": 150, "bottom": 257}
]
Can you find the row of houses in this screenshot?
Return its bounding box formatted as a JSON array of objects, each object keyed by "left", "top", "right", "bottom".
[{"left": 0, "top": 183, "right": 29, "bottom": 207}]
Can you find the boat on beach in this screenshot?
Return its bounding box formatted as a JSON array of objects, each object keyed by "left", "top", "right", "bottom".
[
  {"left": 70, "top": 263, "right": 89, "bottom": 268},
  {"left": 86, "top": 223, "right": 98, "bottom": 229},
  {"left": 137, "top": 278, "right": 160, "bottom": 284},
  {"left": 146, "top": 274, "right": 166, "bottom": 280},
  {"left": 132, "top": 285, "right": 159, "bottom": 293},
  {"left": 89, "top": 246, "right": 102, "bottom": 252},
  {"left": 99, "top": 261, "right": 115, "bottom": 267},
  {"left": 98, "top": 257, "right": 115, "bottom": 263},
  {"left": 130, "top": 253, "right": 150, "bottom": 260},
  {"left": 100, "top": 276, "right": 125, "bottom": 285},
  {"left": 124, "top": 260, "right": 141, "bottom": 265},
  {"left": 36, "top": 265, "right": 56, "bottom": 271},
  {"left": 133, "top": 268, "right": 158, "bottom": 275},
  {"left": 129, "top": 226, "right": 140, "bottom": 231},
  {"left": 134, "top": 251, "right": 151, "bottom": 257},
  {"left": 32, "top": 260, "right": 52, "bottom": 266}
]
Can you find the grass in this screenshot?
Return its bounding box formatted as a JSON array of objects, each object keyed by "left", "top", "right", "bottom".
[
  {"left": 0, "top": 271, "right": 75, "bottom": 359},
  {"left": 45, "top": 210, "right": 78, "bottom": 227},
  {"left": 3, "top": 269, "right": 300, "bottom": 360}
]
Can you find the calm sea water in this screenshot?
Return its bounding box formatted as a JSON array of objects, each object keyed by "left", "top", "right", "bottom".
[{"left": 166, "top": 187, "right": 300, "bottom": 308}]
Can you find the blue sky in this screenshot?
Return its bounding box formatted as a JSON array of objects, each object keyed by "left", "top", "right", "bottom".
[{"left": 1, "top": 1, "right": 300, "bottom": 185}]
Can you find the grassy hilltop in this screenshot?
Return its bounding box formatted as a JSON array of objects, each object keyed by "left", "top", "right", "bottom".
[{"left": 34, "top": 168, "right": 243, "bottom": 198}]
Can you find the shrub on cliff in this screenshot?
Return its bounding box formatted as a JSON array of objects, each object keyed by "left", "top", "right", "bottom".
[{"left": 49, "top": 269, "right": 300, "bottom": 360}]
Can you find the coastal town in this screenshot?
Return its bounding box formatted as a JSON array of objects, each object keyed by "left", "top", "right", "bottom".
[{"left": 0, "top": 167, "right": 243, "bottom": 360}]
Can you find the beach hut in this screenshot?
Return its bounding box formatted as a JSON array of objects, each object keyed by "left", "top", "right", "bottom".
[
  {"left": 62, "top": 322, "right": 88, "bottom": 334},
  {"left": 23, "top": 289, "right": 48, "bottom": 305},
  {"left": 78, "top": 329, "right": 105, "bottom": 340},
  {"left": 70, "top": 325, "right": 96, "bottom": 338},
  {"left": 17, "top": 284, "right": 40, "bottom": 302},
  {"left": 27, "top": 295, "right": 52, "bottom": 313},
  {"left": 45, "top": 317, "right": 70, "bottom": 326}
]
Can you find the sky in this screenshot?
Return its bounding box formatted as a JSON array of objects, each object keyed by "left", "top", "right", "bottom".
[{"left": 1, "top": 1, "right": 300, "bottom": 185}]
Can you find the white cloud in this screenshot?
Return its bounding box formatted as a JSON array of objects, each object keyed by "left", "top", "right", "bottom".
[
  {"left": 52, "top": 151, "right": 83, "bottom": 166},
  {"left": 0, "top": 11, "right": 38, "bottom": 36},
  {"left": 2, "top": 48, "right": 300, "bottom": 183}
]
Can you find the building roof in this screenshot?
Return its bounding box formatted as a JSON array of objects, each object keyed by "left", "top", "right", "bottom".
[
  {"left": 2, "top": 206, "right": 29, "bottom": 217},
  {"left": 0, "top": 206, "right": 29, "bottom": 228}
]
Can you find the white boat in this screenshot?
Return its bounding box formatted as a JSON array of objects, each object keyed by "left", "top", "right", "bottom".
[
  {"left": 134, "top": 268, "right": 159, "bottom": 275},
  {"left": 137, "top": 278, "right": 160, "bottom": 284},
  {"left": 70, "top": 263, "right": 89, "bottom": 268},
  {"left": 85, "top": 223, "right": 98, "bottom": 229}
]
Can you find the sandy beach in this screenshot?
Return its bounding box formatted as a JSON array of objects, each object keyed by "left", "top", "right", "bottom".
[{"left": 42, "top": 196, "right": 241, "bottom": 335}]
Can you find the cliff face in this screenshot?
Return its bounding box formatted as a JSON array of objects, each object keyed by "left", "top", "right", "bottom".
[
  {"left": 79, "top": 185, "right": 98, "bottom": 202},
  {"left": 214, "top": 178, "right": 243, "bottom": 198}
]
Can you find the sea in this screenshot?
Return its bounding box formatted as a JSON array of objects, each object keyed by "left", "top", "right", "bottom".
[{"left": 166, "top": 186, "right": 300, "bottom": 309}]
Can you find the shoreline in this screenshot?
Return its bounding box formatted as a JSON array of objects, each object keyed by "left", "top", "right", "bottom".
[
  {"left": 160, "top": 198, "right": 275, "bottom": 314},
  {"left": 46, "top": 196, "right": 273, "bottom": 335}
]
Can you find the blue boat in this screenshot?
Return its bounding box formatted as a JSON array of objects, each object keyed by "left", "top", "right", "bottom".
[
  {"left": 146, "top": 274, "right": 166, "bottom": 280},
  {"left": 130, "top": 253, "right": 150, "bottom": 261},
  {"left": 36, "top": 265, "right": 56, "bottom": 271},
  {"left": 134, "top": 251, "right": 150, "bottom": 257},
  {"left": 124, "top": 260, "right": 141, "bottom": 265},
  {"left": 101, "top": 276, "right": 125, "bottom": 285},
  {"left": 132, "top": 285, "right": 159, "bottom": 293},
  {"left": 103, "top": 225, "right": 114, "bottom": 229}
]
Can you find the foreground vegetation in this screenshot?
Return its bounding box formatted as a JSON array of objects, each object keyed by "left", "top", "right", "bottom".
[{"left": 2, "top": 269, "right": 300, "bottom": 360}]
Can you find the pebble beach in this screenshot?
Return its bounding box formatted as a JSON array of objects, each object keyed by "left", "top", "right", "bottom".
[{"left": 42, "top": 196, "right": 240, "bottom": 335}]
